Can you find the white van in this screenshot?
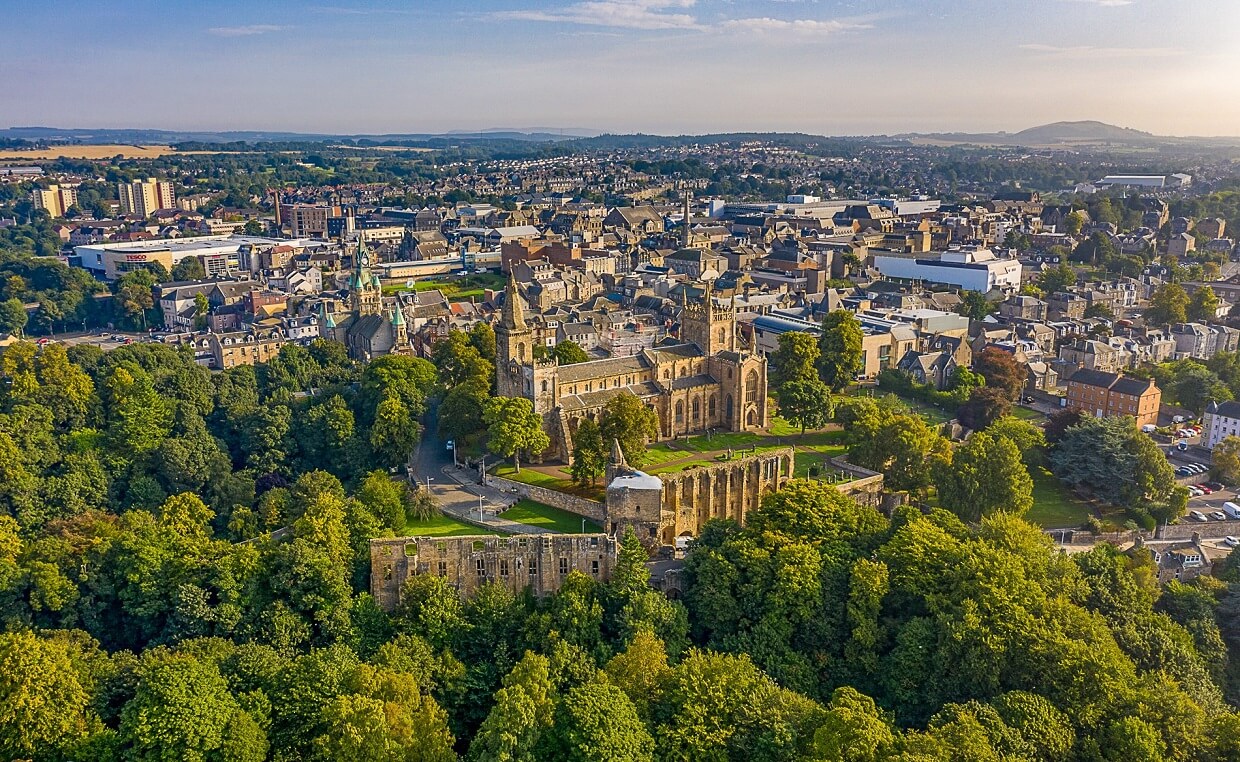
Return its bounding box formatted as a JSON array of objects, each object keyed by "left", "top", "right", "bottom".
[{"left": 1224, "top": 502, "right": 1240, "bottom": 520}]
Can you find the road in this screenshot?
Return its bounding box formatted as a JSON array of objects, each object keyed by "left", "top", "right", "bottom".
[{"left": 410, "top": 404, "right": 552, "bottom": 535}]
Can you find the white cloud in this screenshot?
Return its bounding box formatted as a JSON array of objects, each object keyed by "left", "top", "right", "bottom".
[
  {"left": 207, "top": 24, "right": 287, "bottom": 37},
  {"left": 719, "top": 17, "right": 870, "bottom": 35},
  {"left": 1019, "top": 43, "right": 1182, "bottom": 58},
  {"left": 492, "top": 0, "right": 700, "bottom": 31}
]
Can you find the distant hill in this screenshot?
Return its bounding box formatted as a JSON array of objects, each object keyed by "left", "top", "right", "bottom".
[
  {"left": 0, "top": 126, "right": 597, "bottom": 145},
  {"left": 1009, "top": 121, "right": 1154, "bottom": 143}
]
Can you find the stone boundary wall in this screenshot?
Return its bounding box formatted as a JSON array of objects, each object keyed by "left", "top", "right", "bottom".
[
  {"left": 827, "top": 457, "right": 885, "bottom": 508},
  {"left": 1047, "top": 518, "right": 1240, "bottom": 546},
  {"left": 484, "top": 474, "right": 606, "bottom": 522}
]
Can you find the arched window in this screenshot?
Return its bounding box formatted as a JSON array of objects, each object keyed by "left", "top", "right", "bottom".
[
  {"left": 708, "top": 395, "right": 717, "bottom": 418},
  {"left": 692, "top": 397, "right": 701, "bottom": 421},
  {"left": 679, "top": 366, "right": 687, "bottom": 378},
  {"left": 725, "top": 394, "right": 734, "bottom": 423},
  {"left": 541, "top": 380, "right": 548, "bottom": 393},
  {"left": 718, "top": 327, "right": 726, "bottom": 344},
  {"left": 745, "top": 369, "right": 759, "bottom": 404},
  {"left": 663, "top": 369, "right": 671, "bottom": 380},
  {"left": 675, "top": 400, "right": 684, "bottom": 426},
  {"left": 518, "top": 342, "right": 527, "bottom": 362}
]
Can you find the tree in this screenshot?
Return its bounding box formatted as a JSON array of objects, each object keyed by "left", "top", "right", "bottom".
[
  {"left": 599, "top": 391, "right": 659, "bottom": 467},
  {"left": 0, "top": 630, "right": 97, "bottom": 759},
  {"left": 1036, "top": 262, "right": 1077, "bottom": 295},
  {"left": 469, "top": 321, "right": 497, "bottom": 360},
  {"left": 770, "top": 331, "right": 820, "bottom": 386},
  {"left": 119, "top": 653, "right": 259, "bottom": 762},
  {"left": 468, "top": 651, "right": 556, "bottom": 762},
  {"left": 1072, "top": 231, "right": 1118, "bottom": 266},
  {"left": 1187, "top": 286, "right": 1220, "bottom": 323},
  {"left": 1050, "top": 415, "right": 1181, "bottom": 522},
  {"left": 438, "top": 380, "right": 488, "bottom": 445},
  {"left": 171, "top": 256, "right": 206, "bottom": 282},
  {"left": 1146, "top": 283, "right": 1189, "bottom": 326},
  {"left": 431, "top": 329, "right": 492, "bottom": 390},
  {"left": 974, "top": 347, "right": 1026, "bottom": 402},
  {"left": 956, "top": 290, "right": 994, "bottom": 320},
  {"left": 846, "top": 403, "right": 951, "bottom": 494},
  {"left": 0, "top": 298, "right": 27, "bottom": 338},
  {"left": 957, "top": 386, "right": 1011, "bottom": 431},
  {"left": 934, "top": 432, "right": 1033, "bottom": 522},
  {"left": 986, "top": 416, "right": 1046, "bottom": 467},
  {"left": 818, "top": 310, "right": 864, "bottom": 391},
  {"left": 243, "top": 219, "right": 264, "bottom": 236},
  {"left": 778, "top": 377, "right": 833, "bottom": 433},
  {"left": 114, "top": 269, "right": 159, "bottom": 330},
  {"left": 1212, "top": 436, "right": 1240, "bottom": 485},
  {"left": 1065, "top": 209, "right": 1086, "bottom": 236},
  {"left": 484, "top": 396, "right": 550, "bottom": 472},
  {"left": 369, "top": 391, "right": 418, "bottom": 469},
  {"left": 571, "top": 417, "right": 606, "bottom": 486},
  {"left": 553, "top": 340, "right": 590, "bottom": 365},
  {"left": 550, "top": 679, "right": 654, "bottom": 762}
]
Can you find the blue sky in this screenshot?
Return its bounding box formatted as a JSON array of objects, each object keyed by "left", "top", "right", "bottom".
[{"left": 4, "top": 0, "right": 1238, "bottom": 136}]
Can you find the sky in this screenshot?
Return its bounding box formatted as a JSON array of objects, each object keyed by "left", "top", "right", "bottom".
[{"left": 4, "top": 0, "right": 1240, "bottom": 137}]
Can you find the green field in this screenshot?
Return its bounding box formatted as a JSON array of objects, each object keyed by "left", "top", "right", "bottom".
[
  {"left": 493, "top": 465, "right": 605, "bottom": 501},
  {"left": 383, "top": 273, "right": 507, "bottom": 302},
  {"left": 1027, "top": 467, "right": 1092, "bottom": 528},
  {"left": 502, "top": 499, "right": 603, "bottom": 533},
  {"left": 405, "top": 512, "right": 499, "bottom": 537},
  {"left": 1011, "top": 406, "right": 1047, "bottom": 422}
]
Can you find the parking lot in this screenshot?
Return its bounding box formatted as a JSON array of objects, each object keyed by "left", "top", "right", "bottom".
[
  {"left": 1164, "top": 440, "right": 1240, "bottom": 526},
  {"left": 32, "top": 330, "right": 153, "bottom": 352}
]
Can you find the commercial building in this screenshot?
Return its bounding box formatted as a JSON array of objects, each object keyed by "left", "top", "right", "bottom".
[
  {"left": 280, "top": 204, "right": 332, "bottom": 238},
  {"left": 30, "top": 185, "right": 78, "bottom": 218},
  {"left": 118, "top": 178, "right": 175, "bottom": 217},
  {"left": 871, "top": 246, "right": 1022, "bottom": 293},
  {"left": 1064, "top": 368, "right": 1161, "bottom": 428},
  {"left": 74, "top": 234, "right": 296, "bottom": 280}
]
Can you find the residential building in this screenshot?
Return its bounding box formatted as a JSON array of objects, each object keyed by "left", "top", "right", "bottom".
[
  {"left": 1065, "top": 368, "right": 1161, "bottom": 427},
  {"left": 118, "top": 178, "right": 175, "bottom": 217},
  {"left": 30, "top": 185, "right": 78, "bottom": 218},
  {"left": 1202, "top": 400, "right": 1240, "bottom": 450}
]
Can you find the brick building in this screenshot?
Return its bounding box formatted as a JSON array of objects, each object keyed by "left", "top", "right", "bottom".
[{"left": 1065, "top": 368, "right": 1161, "bottom": 427}]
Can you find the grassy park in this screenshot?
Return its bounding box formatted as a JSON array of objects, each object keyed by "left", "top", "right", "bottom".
[
  {"left": 383, "top": 273, "right": 506, "bottom": 302},
  {"left": 405, "top": 512, "right": 499, "bottom": 537},
  {"left": 502, "top": 499, "right": 603, "bottom": 533},
  {"left": 1026, "top": 466, "right": 1092, "bottom": 528}
]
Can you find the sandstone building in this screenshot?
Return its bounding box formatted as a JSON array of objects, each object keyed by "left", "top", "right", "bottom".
[
  {"left": 370, "top": 533, "right": 616, "bottom": 609},
  {"left": 324, "top": 238, "right": 412, "bottom": 360},
  {"left": 495, "top": 277, "right": 769, "bottom": 460}
]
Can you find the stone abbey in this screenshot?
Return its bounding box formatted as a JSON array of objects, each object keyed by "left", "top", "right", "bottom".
[{"left": 494, "top": 277, "right": 770, "bottom": 461}]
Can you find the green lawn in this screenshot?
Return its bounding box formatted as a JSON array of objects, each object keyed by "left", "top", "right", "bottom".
[
  {"left": 493, "top": 465, "right": 605, "bottom": 501},
  {"left": 404, "top": 513, "right": 499, "bottom": 537},
  {"left": 1027, "top": 467, "right": 1092, "bottom": 529},
  {"left": 383, "top": 273, "right": 507, "bottom": 302},
  {"left": 502, "top": 499, "right": 602, "bottom": 533},
  {"left": 1011, "top": 406, "right": 1046, "bottom": 422}
]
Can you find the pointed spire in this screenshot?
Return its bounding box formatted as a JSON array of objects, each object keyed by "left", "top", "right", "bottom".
[
  {"left": 321, "top": 301, "right": 336, "bottom": 329},
  {"left": 391, "top": 299, "right": 406, "bottom": 326},
  {"left": 501, "top": 278, "right": 526, "bottom": 329}
]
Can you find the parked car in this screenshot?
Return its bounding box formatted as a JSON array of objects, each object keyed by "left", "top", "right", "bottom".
[
  {"left": 1191, "top": 510, "right": 1209, "bottom": 521},
  {"left": 1211, "top": 511, "right": 1227, "bottom": 521},
  {"left": 1197, "top": 485, "right": 1214, "bottom": 494},
  {"left": 1225, "top": 536, "right": 1239, "bottom": 547},
  {"left": 1176, "top": 467, "right": 1193, "bottom": 476},
  {"left": 1188, "top": 487, "right": 1203, "bottom": 497},
  {"left": 1205, "top": 481, "right": 1224, "bottom": 490}
]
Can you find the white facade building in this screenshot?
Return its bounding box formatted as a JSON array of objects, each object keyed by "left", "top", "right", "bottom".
[
  {"left": 871, "top": 246, "right": 1023, "bottom": 293},
  {"left": 1203, "top": 400, "right": 1240, "bottom": 450}
]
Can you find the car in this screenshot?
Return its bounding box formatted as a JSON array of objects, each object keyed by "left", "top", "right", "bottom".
[
  {"left": 1022, "top": 396, "right": 1035, "bottom": 403},
  {"left": 1191, "top": 464, "right": 1209, "bottom": 474},
  {"left": 1197, "top": 485, "right": 1214, "bottom": 494},
  {"left": 1191, "top": 510, "right": 1209, "bottom": 521},
  {"left": 1188, "top": 487, "right": 1203, "bottom": 497},
  {"left": 1226, "top": 536, "right": 1240, "bottom": 548},
  {"left": 1205, "top": 481, "right": 1225, "bottom": 490},
  {"left": 1212, "top": 511, "right": 1227, "bottom": 521},
  {"left": 1176, "top": 467, "right": 1192, "bottom": 476}
]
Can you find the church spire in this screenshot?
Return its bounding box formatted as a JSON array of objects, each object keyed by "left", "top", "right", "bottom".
[{"left": 501, "top": 278, "right": 527, "bottom": 329}]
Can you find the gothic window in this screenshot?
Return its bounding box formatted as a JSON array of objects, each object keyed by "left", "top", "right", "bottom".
[
  {"left": 708, "top": 395, "right": 717, "bottom": 417},
  {"left": 718, "top": 327, "right": 726, "bottom": 344},
  {"left": 541, "top": 380, "right": 548, "bottom": 393},
  {"left": 518, "top": 342, "right": 527, "bottom": 362},
  {"left": 745, "top": 369, "right": 759, "bottom": 404},
  {"left": 726, "top": 394, "right": 734, "bottom": 422},
  {"left": 675, "top": 400, "right": 684, "bottom": 426},
  {"left": 663, "top": 369, "right": 670, "bottom": 380},
  {"left": 692, "top": 398, "right": 701, "bottom": 420},
  {"left": 679, "top": 366, "right": 687, "bottom": 378}
]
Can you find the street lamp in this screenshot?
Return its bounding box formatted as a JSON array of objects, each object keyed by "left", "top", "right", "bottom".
[
  {"left": 479, "top": 494, "right": 485, "bottom": 523},
  {"left": 425, "top": 476, "right": 433, "bottom": 493},
  {"left": 581, "top": 518, "right": 587, "bottom": 534}
]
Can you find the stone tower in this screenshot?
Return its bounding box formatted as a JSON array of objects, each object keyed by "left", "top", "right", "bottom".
[
  {"left": 496, "top": 279, "right": 535, "bottom": 398},
  {"left": 391, "top": 299, "right": 408, "bottom": 350},
  {"left": 350, "top": 238, "right": 383, "bottom": 317},
  {"left": 680, "top": 279, "right": 736, "bottom": 356}
]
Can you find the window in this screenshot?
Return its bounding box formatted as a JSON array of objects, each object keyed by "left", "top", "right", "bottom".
[
  {"left": 476, "top": 559, "right": 486, "bottom": 577},
  {"left": 437, "top": 561, "right": 447, "bottom": 577},
  {"left": 559, "top": 557, "right": 569, "bottom": 575},
  {"left": 529, "top": 558, "right": 538, "bottom": 577},
  {"left": 591, "top": 560, "right": 599, "bottom": 575},
  {"left": 500, "top": 559, "right": 509, "bottom": 578}
]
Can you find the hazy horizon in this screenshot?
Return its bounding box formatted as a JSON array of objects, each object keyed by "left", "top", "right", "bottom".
[{"left": 6, "top": 0, "right": 1239, "bottom": 137}]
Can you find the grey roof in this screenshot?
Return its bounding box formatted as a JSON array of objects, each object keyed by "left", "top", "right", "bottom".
[
  {"left": 555, "top": 354, "right": 648, "bottom": 383},
  {"left": 669, "top": 373, "right": 717, "bottom": 390}
]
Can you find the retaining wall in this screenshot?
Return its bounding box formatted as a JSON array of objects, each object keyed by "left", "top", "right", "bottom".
[{"left": 485, "top": 474, "right": 607, "bottom": 522}]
